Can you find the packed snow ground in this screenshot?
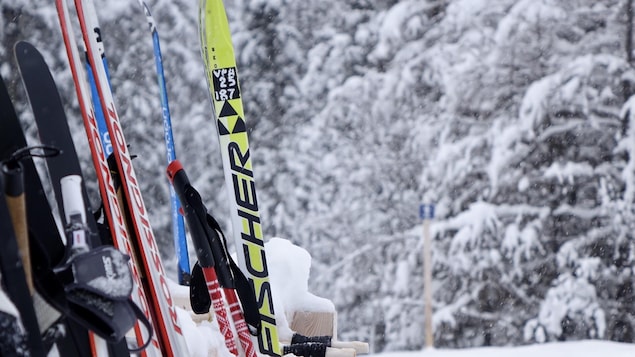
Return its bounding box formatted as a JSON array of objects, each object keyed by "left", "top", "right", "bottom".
[
  {"left": 374, "top": 340, "right": 635, "bottom": 357},
  {"left": 171, "top": 237, "right": 336, "bottom": 357},
  {"left": 171, "top": 238, "right": 635, "bottom": 357}
]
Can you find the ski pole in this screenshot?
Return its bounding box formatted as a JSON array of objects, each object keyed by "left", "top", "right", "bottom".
[
  {"left": 0, "top": 147, "right": 59, "bottom": 357},
  {"left": 167, "top": 160, "right": 251, "bottom": 356},
  {"left": 2, "top": 159, "right": 32, "bottom": 294},
  {"left": 2, "top": 146, "right": 59, "bottom": 292},
  {"left": 137, "top": 0, "right": 191, "bottom": 286},
  {"left": 0, "top": 178, "right": 46, "bottom": 357}
]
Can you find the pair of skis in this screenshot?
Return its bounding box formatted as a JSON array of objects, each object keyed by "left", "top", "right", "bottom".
[
  {"left": 25, "top": 0, "right": 319, "bottom": 356},
  {"left": 0, "top": 85, "right": 47, "bottom": 356},
  {"left": 0, "top": 71, "right": 95, "bottom": 357},
  {"left": 55, "top": 0, "right": 188, "bottom": 355},
  {"left": 197, "top": 2, "right": 369, "bottom": 356},
  {"left": 8, "top": 40, "right": 162, "bottom": 357},
  {"left": 139, "top": 0, "right": 284, "bottom": 355},
  {"left": 197, "top": 0, "right": 283, "bottom": 355},
  {"left": 1, "top": 3, "right": 184, "bottom": 354},
  {"left": 56, "top": 0, "right": 267, "bottom": 355},
  {"left": 18, "top": 39, "right": 163, "bottom": 357},
  {"left": 142, "top": 0, "right": 283, "bottom": 354}
]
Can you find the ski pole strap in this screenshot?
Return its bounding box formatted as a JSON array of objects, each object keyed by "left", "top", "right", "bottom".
[
  {"left": 227, "top": 253, "right": 261, "bottom": 334},
  {"left": 55, "top": 246, "right": 133, "bottom": 300},
  {"left": 167, "top": 160, "right": 261, "bottom": 333},
  {"left": 31, "top": 242, "right": 153, "bottom": 350},
  {"left": 188, "top": 230, "right": 262, "bottom": 335},
  {"left": 291, "top": 333, "right": 332, "bottom": 346},
  {"left": 2, "top": 146, "right": 61, "bottom": 170},
  {"left": 65, "top": 289, "right": 154, "bottom": 352},
  {"left": 202, "top": 212, "right": 233, "bottom": 287},
  {"left": 206, "top": 213, "right": 261, "bottom": 334},
  {"left": 123, "top": 301, "right": 154, "bottom": 353},
  {"left": 283, "top": 342, "right": 328, "bottom": 357},
  {"left": 189, "top": 262, "right": 210, "bottom": 314}
]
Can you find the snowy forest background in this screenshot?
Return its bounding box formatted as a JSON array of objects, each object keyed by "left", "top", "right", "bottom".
[{"left": 3, "top": 0, "right": 635, "bottom": 352}]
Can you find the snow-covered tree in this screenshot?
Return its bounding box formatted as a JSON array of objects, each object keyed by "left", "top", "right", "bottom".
[{"left": 3, "top": 0, "right": 635, "bottom": 352}]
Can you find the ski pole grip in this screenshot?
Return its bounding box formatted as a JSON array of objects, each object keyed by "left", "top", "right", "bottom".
[
  {"left": 60, "top": 175, "right": 86, "bottom": 224},
  {"left": 169, "top": 160, "right": 234, "bottom": 287},
  {"left": 166, "top": 160, "right": 186, "bottom": 186},
  {"left": 2, "top": 161, "right": 24, "bottom": 197},
  {"left": 1, "top": 162, "right": 33, "bottom": 293},
  {"left": 166, "top": 160, "right": 216, "bottom": 268}
]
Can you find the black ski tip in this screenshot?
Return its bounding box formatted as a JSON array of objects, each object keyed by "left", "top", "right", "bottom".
[
  {"left": 14, "top": 41, "right": 46, "bottom": 78},
  {"left": 14, "top": 41, "right": 37, "bottom": 59}
]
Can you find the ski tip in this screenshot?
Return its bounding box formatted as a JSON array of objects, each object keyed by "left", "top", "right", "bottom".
[
  {"left": 138, "top": 0, "right": 150, "bottom": 12},
  {"left": 166, "top": 160, "right": 183, "bottom": 182},
  {"left": 14, "top": 41, "right": 37, "bottom": 60},
  {"left": 14, "top": 40, "right": 31, "bottom": 53}
]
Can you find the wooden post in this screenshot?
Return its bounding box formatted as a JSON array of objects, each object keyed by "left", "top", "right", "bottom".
[{"left": 420, "top": 204, "right": 435, "bottom": 349}]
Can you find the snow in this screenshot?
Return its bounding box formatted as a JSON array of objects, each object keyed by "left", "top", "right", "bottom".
[
  {"left": 494, "top": 0, "right": 566, "bottom": 46},
  {"left": 526, "top": 274, "right": 606, "bottom": 342},
  {"left": 176, "top": 305, "right": 234, "bottom": 357},
  {"left": 170, "top": 237, "right": 630, "bottom": 357},
  {"left": 172, "top": 237, "right": 335, "bottom": 356},
  {"left": 266, "top": 238, "right": 335, "bottom": 314},
  {"left": 0, "top": 287, "right": 20, "bottom": 321},
  {"left": 170, "top": 242, "right": 635, "bottom": 357},
  {"left": 374, "top": 340, "right": 635, "bottom": 357},
  {"left": 544, "top": 162, "right": 594, "bottom": 185},
  {"left": 171, "top": 239, "right": 631, "bottom": 357},
  {"left": 4, "top": 0, "right": 635, "bottom": 353}
]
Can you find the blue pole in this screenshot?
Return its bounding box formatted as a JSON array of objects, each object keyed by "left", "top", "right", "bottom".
[{"left": 141, "top": 1, "right": 191, "bottom": 285}]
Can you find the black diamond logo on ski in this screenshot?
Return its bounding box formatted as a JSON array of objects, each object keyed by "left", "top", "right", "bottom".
[
  {"left": 217, "top": 101, "right": 245, "bottom": 136},
  {"left": 217, "top": 116, "right": 246, "bottom": 136},
  {"left": 219, "top": 101, "right": 237, "bottom": 118},
  {"left": 218, "top": 120, "right": 230, "bottom": 135},
  {"left": 232, "top": 117, "right": 246, "bottom": 133}
]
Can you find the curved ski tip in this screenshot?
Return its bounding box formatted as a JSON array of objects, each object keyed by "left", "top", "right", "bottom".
[{"left": 14, "top": 41, "right": 35, "bottom": 57}]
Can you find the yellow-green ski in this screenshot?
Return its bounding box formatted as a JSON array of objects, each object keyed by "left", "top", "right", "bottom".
[{"left": 198, "top": 0, "right": 282, "bottom": 355}]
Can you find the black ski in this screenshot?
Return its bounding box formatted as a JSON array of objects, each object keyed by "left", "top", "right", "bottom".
[
  {"left": 0, "top": 73, "right": 81, "bottom": 356},
  {"left": 14, "top": 41, "right": 101, "bottom": 244},
  {"left": 0, "top": 179, "right": 31, "bottom": 357},
  {"left": 0, "top": 79, "right": 41, "bottom": 356}
]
